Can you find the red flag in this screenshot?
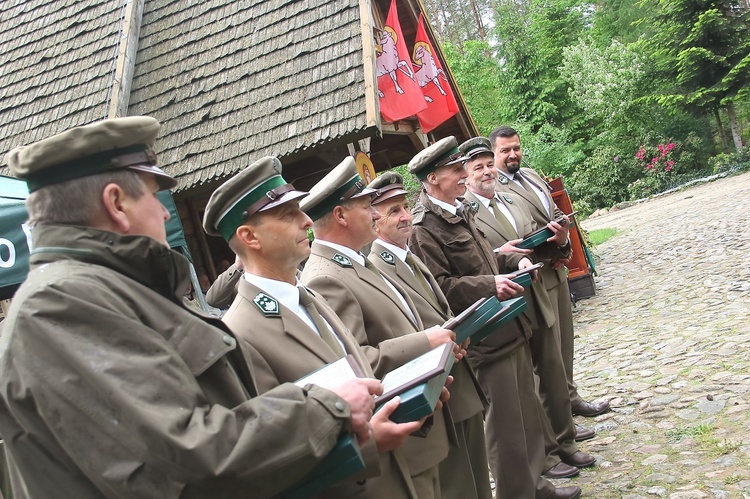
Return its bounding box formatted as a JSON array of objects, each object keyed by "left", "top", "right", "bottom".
[
  {"left": 412, "top": 15, "right": 459, "bottom": 133},
  {"left": 376, "top": 0, "right": 427, "bottom": 122}
]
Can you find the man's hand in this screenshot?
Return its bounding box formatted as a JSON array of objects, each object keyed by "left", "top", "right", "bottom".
[
  {"left": 494, "top": 275, "right": 524, "bottom": 300},
  {"left": 518, "top": 257, "right": 538, "bottom": 282},
  {"left": 546, "top": 216, "right": 570, "bottom": 246},
  {"left": 371, "top": 397, "right": 426, "bottom": 452},
  {"left": 495, "top": 239, "right": 532, "bottom": 255},
  {"left": 328, "top": 378, "right": 383, "bottom": 445},
  {"left": 434, "top": 375, "right": 454, "bottom": 411},
  {"left": 551, "top": 257, "right": 571, "bottom": 270},
  {"left": 424, "top": 326, "right": 464, "bottom": 362}
]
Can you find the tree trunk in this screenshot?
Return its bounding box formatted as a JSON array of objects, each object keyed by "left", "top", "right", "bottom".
[
  {"left": 726, "top": 101, "right": 744, "bottom": 151},
  {"left": 469, "top": 0, "right": 486, "bottom": 41},
  {"left": 713, "top": 107, "right": 729, "bottom": 152}
]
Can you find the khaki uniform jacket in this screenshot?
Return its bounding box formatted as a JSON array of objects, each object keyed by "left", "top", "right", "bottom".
[
  {"left": 464, "top": 190, "right": 556, "bottom": 330},
  {"left": 495, "top": 168, "right": 571, "bottom": 290},
  {"left": 205, "top": 263, "right": 242, "bottom": 308},
  {"left": 223, "top": 278, "right": 417, "bottom": 498},
  {"left": 409, "top": 193, "right": 530, "bottom": 361},
  {"left": 368, "top": 241, "right": 486, "bottom": 423},
  {"left": 0, "top": 225, "right": 350, "bottom": 499},
  {"left": 301, "top": 241, "right": 451, "bottom": 477}
]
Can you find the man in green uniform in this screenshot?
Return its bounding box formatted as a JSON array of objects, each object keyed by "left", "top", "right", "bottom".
[
  {"left": 367, "top": 171, "right": 493, "bottom": 499},
  {"left": 0, "top": 117, "right": 380, "bottom": 498},
  {"left": 203, "top": 156, "right": 424, "bottom": 498}
]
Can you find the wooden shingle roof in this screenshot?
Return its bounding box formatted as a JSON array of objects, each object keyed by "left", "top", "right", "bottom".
[
  {"left": 128, "top": 0, "right": 376, "bottom": 192},
  {"left": 0, "top": 0, "right": 122, "bottom": 171}
]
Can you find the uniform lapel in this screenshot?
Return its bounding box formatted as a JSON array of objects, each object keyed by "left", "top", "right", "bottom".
[
  {"left": 311, "top": 292, "right": 376, "bottom": 377},
  {"left": 412, "top": 253, "right": 451, "bottom": 319},
  {"left": 237, "top": 279, "right": 338, "bottom": 364},
  {"left": 496, "top": 173, "right": 548, "bottom": 221},
  {"left": 465, "top": 191, "right": 508, "bottom": 242},
  {"left": 311, "top": 241, "right": 422, "bottom": 330}
]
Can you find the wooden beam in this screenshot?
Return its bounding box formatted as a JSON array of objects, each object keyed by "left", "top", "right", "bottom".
[
  {"left": 107, "top": 0, "right": 145, "bottom": 118},
  {"left": 358, "top": 0, "right": 382, "bottom": 130}
]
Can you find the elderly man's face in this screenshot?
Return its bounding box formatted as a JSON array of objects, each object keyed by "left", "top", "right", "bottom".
[
  {"left": 126, "top": 173, "right": 170, "bottom": 246},
  {"left": 465, "top": 152, "right": 497, "bottom": 199},
  {"left": 432, "top": 162, "right": 468, "bottom": 202},
  {"left": 493, "top": 135, "right": 523, "bottom": 175},
  {"left": 374, "top": 195, "right": 412, "bottom": 248}
]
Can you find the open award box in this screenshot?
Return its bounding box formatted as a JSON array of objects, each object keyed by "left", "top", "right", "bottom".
[
  {"left": 516, "top": 212, "right": 577, "bottom": 249},
  {"left": 374, "top": 342, "right": 455, "bottom": 424},
  {"left": 443, "top": 295, "right": 528, "bottom": 345},
  {"left": 284, "top": 344, "right": 456, "bottom": 497},
  {"left": 283, "top": 356, "right": 367, "bottom": 499}
]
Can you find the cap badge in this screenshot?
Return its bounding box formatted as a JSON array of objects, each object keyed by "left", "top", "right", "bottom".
[
  {"left": 331, "top": 253, "right": 353, "bottom": 268},
  {"left": 253, "top": 293, "right": 280, "bottom": 316},
  {"left": 503, "top": 195, "right": 513, "bottom": 204},
  {"left": 379, "top": 251, "right": 395, "bottom": 265},
  {"left": 499, "top": 176, "right": 509, "bottom": 185}
]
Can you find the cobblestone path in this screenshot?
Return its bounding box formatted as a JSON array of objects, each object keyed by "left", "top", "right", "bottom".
[{"left": 566, "top": 172, "right": 750, "bottom": 498}]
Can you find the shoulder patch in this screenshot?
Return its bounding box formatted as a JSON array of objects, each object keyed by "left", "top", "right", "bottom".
[
  {"left": 502, "top": 195, "right": 513, "bottom": 204},
  {"left": 379, "top": 251, "right": 396, "bottom": 265},
  {"left": 469, "top": 200, "right": 479, "bottom": 213},
  {"left": 331, "top": 253, "right": 353, "bottom": 267},
  {"left": 498, "top": 175, "right": 509, "bottom": 185},
  {"left": 253, "top": 292, "right": 280, "bottom": 316}
]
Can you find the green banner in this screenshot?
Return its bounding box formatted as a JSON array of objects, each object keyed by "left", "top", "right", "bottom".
[{"left": 0, "top": 176, "right": 190, "bottom": 299}]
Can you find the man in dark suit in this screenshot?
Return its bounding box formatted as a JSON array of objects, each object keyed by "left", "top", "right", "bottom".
[
  {"left": 367, "top": 172, "right": 492, "bottom": 499},
  {"left": 489, "top": 125, "right": 610, "bottom": 419},
  {"left": 408, "top": 136, "right": 581, "bottom": 499}
]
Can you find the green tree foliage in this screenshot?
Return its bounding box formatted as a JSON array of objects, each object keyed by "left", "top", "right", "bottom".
[
  {"left": 492, "top": 0, "right": 588, "bottom": 131},
  {"left": 636, "top": 0, "right": 750, "bottom": 149},
  {"left": 443, "top": 41, "right": 512, "bottom": 134},
  {"left": 425, "top": 0, "right": 748, "bottom": 210}
]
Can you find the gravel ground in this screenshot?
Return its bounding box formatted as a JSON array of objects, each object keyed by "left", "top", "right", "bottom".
[{"left": 559, "top": 172, "right": 750, "bottom": 498}]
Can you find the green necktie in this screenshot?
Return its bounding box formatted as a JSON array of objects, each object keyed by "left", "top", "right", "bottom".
[
  {"left": 298, "top": 286, "right": 345, "bottom": 358},
  {"left": 489, "top": 197, "right": 519, "bottom": 238},
  {"left": 405, "top": 252, "right": 440, "bottom": 309}
]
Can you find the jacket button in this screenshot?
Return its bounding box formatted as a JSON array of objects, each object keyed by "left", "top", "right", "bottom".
[
  {"left": 357, "top": 480, "right": 366, "bottom": 486},
  {"left": 222, "top": 334, "right": 234, "bottom": 346},
  {"left": 334, "top": 402, "right": 345, "bottom": 412}
]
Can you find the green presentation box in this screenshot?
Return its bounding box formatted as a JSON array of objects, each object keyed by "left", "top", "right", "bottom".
[
  {"left": 511, "top": 273, "right": 532, "bottom": 288},
  {"left": 282, "top": 433, "right": 365, "bottom": 499},
  {"left": 453, "top": 297, "right": 505, "bottom": 344},
  {"left": 471, "top": 296, "right": 528, "bottom": 344},
  {"left": 517, "top": 227, "right": 553, "bottom": 249},
  {"left": 386, "top": 366, "right": 452, "bottom": 423}
]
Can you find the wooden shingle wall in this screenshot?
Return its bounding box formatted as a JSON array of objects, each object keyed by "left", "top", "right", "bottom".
[
  {"left": 0, "top": 0, "right": 124, "bottom": 169},
  {"left": 129, "top": 0, "right": 371, "bottom": 192}
]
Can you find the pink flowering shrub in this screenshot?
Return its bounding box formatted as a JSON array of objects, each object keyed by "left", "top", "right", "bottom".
[{"left": 628, "top": 133, "right": 703, "bottom": 199}]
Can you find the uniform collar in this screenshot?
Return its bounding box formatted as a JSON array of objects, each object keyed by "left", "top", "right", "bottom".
[{"left": 29, "top": 223, "right": 190, "bottom": 300}]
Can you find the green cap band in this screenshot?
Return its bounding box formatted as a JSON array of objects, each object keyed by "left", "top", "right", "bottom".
[
  {"left": 305, "top": 175, "right": 364, "bottom": 221},
  {"left": 216, "top": 175, "right": 286, "bottom": 241}
]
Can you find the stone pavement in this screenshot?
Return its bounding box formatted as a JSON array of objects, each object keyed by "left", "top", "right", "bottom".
[{"left": 560, "top": 172, "right": 750, "bottom": 498}]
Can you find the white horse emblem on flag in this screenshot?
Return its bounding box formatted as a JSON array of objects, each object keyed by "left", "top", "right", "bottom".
[
  {"left": 376, "top": 27, "right": 415, "bottom": 97},
  {"left": 412, "top": 41, "right": 448, "bottom": 103}
]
